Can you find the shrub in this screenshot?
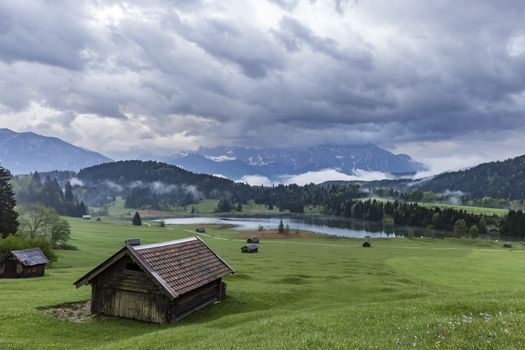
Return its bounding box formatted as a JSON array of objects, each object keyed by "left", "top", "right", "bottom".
[
  {"left": 0, "top": 235, "right": 56, "bottom": 262},
  {"left": 54, "top": 242, "right": 78, "bottom": 250}
]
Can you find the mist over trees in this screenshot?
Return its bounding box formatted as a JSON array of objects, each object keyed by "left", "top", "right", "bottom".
[
  {"left": 15, "top": 172, "right": 87, "bottom": 217},
  {"left": 6, "top": 159, "right": 525, "bottom": 239}
]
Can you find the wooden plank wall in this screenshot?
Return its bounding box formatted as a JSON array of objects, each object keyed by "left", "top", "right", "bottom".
[
  {"left": 91, "top": 255, "right": 169, "bottom": 323},
  {"left": 172, "top": 280, "right": 220, "bottom": 320}
]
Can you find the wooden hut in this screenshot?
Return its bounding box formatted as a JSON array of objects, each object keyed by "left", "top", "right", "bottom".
[
  {"left": 74, "top": 237, "right": 235, "bottom": 324},
  {"left": 246, "top": 237, "right": 260, "bottom": 244},
  {"left": 241, "top": 244, "right": 259, "bottom": 253},
  {"left": 0, "top": 248, "right": 49, "bottom": 278}
]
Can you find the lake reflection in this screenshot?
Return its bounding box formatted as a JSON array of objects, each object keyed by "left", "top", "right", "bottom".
[{"left": 162, "top": 215, "right": 419, "bottom": 238}]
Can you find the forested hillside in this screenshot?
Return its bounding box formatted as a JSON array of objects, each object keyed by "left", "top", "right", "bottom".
[{"left": 420, "top": 155, "right": 525, "bottom": 200}]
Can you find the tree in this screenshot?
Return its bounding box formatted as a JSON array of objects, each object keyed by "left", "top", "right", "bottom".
[
  {"left": 236, "top": 203, "right": 243, "bottom": 212},
  {"left": 216, "top": 199, "right": 232, "bottom": 212},
  {"left": 278, "top": 219, "right": 284, "bottom": 233},
  {"left": 453, "top": 219, "right": 468, "bottom": 237},
  {"left": 0, "top": 165, "right": 19, "bottom": 238},
  {"left": 132, "top": 211, "right": 142, "bottom": 226},
  {"left": 50, "top": 219, "right": 71, "bottom": 247},
  {"left": 468, "top": 225, "right": 480, "bottom": 238},
  {"left": 18, "top": 204, "right": 60, "bottom": 239},
  {"left": 77, "top": 201, "right": 88, "bottom": 216},
  {"left": 64, "top": 181, "right": 76, "bottom": 216}
]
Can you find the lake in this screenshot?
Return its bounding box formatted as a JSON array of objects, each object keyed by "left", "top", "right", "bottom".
[{"left": 161, "top": 215, "right": 417, "bottom": 238}]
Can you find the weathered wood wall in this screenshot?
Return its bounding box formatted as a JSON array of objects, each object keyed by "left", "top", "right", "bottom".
[
  {"left": 172, "top": 280, "right": 221, "bottom": 321},
  {"left": 91, "top": 255, "right": 170, "bottom": 323},
  {"left": 88, "top": 254, "right": 227, "bottom": 323},
  {"left": 0, "top": 256, "right": 45, "bottom": 278}
]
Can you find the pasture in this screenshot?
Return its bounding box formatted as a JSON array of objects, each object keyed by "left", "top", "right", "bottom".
[{"left": 1, "top": 218, "right": 525, "bottom": 349}]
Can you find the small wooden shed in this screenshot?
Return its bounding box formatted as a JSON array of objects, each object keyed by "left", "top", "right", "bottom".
[
  {"left": 0, "top": 248, "right": 49, "bottom": 278},
  {"left": 74, "top": 237, "right": 234, "bottom": 324},
  {"left": 241, "top": 244, "right": 259, "bottom": 253},
  {"left": 247, "top": 237, "right": 260, "bottom": 244}
]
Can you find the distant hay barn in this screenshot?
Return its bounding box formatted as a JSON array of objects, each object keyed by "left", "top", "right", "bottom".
[
  {"left": 246, "top": 237, "right": 260, "bottom": 244},
  {"left": 241, "top": 244, "right": 259, "bottom": 253},
  {"left": 74, "top": 237, "right": 234, "bottom": 324},
  {"left": 0, "top": 248, "right": 49, "bottom": 278}
]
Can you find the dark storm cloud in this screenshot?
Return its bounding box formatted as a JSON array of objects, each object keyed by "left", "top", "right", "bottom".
[
  {"left": 0, "top": 1, "right": 92, "bottom": 70},
  {"left": 175, "top": 16, "right": 287, "bottom": 78},
  {"left": 1, "top": 0, "right": 525, "bottom": 160},
  {"left": 274, "top": 16, "right": 372, "bottom": 68}
]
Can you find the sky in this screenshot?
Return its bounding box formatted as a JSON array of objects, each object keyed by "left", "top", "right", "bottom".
[{"left": 1, "top": 0, "right": 525, "bottom": 176}]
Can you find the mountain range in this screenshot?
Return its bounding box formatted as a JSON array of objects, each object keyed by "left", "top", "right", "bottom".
[
  {"left": 3, "top": 127, "right": 525, "bottom": 201},
  {"left": 165, "top": 145, "right": 426, "bottom": 181},
  {"left": 0, "top": 129, "right": 426, "bottom": 181},
  {"left": 0, "top": 129, "right": 112, "bottom": 174}
]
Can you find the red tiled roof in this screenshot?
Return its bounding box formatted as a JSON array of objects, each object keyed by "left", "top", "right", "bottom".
[{"left": 131, "top": 237, "right": 234, "bottom": 297}]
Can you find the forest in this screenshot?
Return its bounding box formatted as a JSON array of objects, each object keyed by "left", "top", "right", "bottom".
[{"left": 8, "top": 160, "right": 525, "bottom": 238}]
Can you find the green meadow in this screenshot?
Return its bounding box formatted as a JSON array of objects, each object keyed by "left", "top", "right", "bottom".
[{"left": 2, "top": 218, "right": 525, "bottom": 349}]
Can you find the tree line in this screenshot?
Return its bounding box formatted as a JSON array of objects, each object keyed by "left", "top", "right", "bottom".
[
  {"left": 0, "top": 165, "right": 73, "bottom": 262},
  {"left": 15, "top": 172, "right": 88, "bottom": 217}
]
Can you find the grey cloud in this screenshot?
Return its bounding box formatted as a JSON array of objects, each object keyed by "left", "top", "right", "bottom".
[
  {"left": 175, "top": 17, "right": 286, "bottom": 78},
  {"left": 0, "top": 0, "right": 525, "bottom": 162},
  {"left": 0, "top": 1, "right": 92, "bottom": 70},
  {"left": 274, "top": 16, "right": 372, "bottom": 68}
]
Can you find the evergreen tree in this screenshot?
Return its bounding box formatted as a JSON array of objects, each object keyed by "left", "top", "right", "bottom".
[
  {"left": 64, "top": 181, "right": 74, "bottom": 203},
  {"left": 64, "top": 181, "right": 76, "bottom": 216},
  {"left": 216, "top": 199, "right": 232, "bottom": 212},
  {"left": 77, "top": 201, "right": 88, "bottom": 216},
  {"left": 236, "top": 203, "right": 243, "bottom": 212},
  {"left": 0, "top": 165, "right": 19, "bottom": 238},
  {"left": 278, "top": 218, "right": 284, "bottom": 233},
  {"left": 132, "top": 211, "right": 142, "bottom": 226}
]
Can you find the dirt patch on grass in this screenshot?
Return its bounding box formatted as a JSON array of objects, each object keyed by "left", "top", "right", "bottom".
[
  {"left": 238, "top": 229, "right": 318, "bottom": 239},
  {"left": 41, "top": 301, "right": 94, "bottom": 323}
]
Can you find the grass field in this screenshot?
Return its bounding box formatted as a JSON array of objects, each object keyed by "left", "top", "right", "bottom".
[
  {"left": 106, "top": 198, "right": 322, "bottom": 219},
  {"left": 368, "top": 197, "right": 509, "bottom": 217},
  {"left": 2, "top": 218, "right": 525, "bottom": 349},
  {"left": 416, "top": 202, "right": 509, "bottom": 217}
]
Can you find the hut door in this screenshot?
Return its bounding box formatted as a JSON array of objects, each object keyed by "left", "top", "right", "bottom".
[
  {"left": 110, "top": 290, "right": 165, "bottom": 323},
  {"left": 4, "top": 259, "right": 17, "bottom": 275}
]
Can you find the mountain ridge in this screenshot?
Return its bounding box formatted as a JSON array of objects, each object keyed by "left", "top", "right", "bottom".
[
  {"left": 0, "top": 128, "right": 112, "bottom": 174},
  {"left": 166, "top": 144, "right": 426, "bottom": 181}
]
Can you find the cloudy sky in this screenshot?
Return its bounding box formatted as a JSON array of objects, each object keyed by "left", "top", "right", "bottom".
[{"left": 1, "top": 0, "right": 525, "bottom": 175}]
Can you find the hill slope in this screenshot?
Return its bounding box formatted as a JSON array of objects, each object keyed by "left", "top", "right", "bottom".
[
  {"left": 419, "top": 154, "right": 525, "bottom": 199},
  {"left": 0, "top": 128, "right": 111, "bottom": 174},
  {"left": 76, "top": 160, "right": 251, "bottom": 207}
]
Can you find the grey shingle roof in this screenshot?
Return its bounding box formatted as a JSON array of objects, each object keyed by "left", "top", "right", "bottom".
[
  {"left": 11, "top": 248, "right": 49, "bottom": 266},
  {"left": 75, "top": 237, "right": 235, "bottom": 299},
  {"left": 132, "top": 237, "right": 235, "bottom": 297}
]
